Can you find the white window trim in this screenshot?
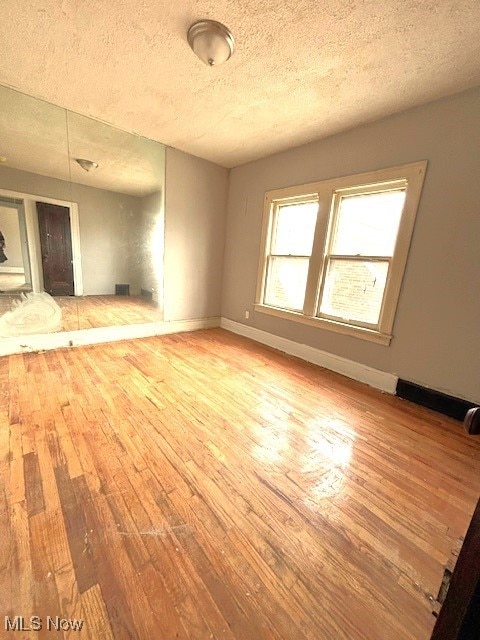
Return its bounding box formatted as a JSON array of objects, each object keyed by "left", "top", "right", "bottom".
[{"left": 254, "top": 161, "right": 427, "bottom": 346}]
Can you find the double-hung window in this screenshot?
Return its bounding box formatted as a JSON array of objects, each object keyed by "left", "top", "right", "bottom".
[
  {"left": 255, "top": 162, "right": 427, "bottom": 345},
  {"left": 263, "top": 197, "right": 318, "bottom": 311}
]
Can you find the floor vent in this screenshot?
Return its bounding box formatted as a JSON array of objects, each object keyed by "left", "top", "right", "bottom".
[
  {"left": 115, "top": 284, "right": 130, "bottom": 296},
  {"left": 396, "top": 379, "right": 475, "bottom": 421}
]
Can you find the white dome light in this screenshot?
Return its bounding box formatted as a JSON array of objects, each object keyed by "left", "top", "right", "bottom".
[{"left": 187, "top": 20, "right": 235, "bottom": 67}]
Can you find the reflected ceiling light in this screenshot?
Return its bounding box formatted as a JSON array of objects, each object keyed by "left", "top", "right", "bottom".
[
  {"left": 187, "top": 20, "right": 234, "bottom": 66},
  {"left": 0, "top": 156, "right": 7, "bottom": 163},
  {"left": 75, "top": 158, "right": 99, "bottom": 172}
]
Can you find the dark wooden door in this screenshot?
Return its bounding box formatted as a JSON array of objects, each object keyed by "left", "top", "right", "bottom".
[{"left": 37, "top": 202, "right": 74, "bottom": 296}]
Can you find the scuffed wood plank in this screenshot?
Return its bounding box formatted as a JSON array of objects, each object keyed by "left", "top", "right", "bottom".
[
  {"left": 80, "top": 584, "right": 115, "bottom": 640},
  {"left": 29, "top": 511, "right": 61, "bottom": 640},
  {"left": 78, "top": 494, "right": 139, "bottom": 640},
  {"left": 54, "top": 466, "right": 97, "bottom": 594},
  {"left": 10, "top": 501, "right": 35, "bottom": 637},
  {"left": 24, "top": 452, "right": 45, "bottom": 517},
  {"left": 0, "top": 423, "right": 12, "bottom": 620},
  {"left": 9, "top": 423, "right": 25, "bottom": 505}
]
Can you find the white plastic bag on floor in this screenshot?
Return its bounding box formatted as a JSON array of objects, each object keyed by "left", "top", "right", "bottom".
[{"left": 0, "top": 292, "right": 63, "bottom": 337}]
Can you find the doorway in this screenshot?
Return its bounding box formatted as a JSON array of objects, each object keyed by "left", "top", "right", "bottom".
[
  {"left": 37, "top": 202, "right": 75, "bottom": 296},
  {"left": 0, "top": 198, "right": 32, "bottom": 293}
]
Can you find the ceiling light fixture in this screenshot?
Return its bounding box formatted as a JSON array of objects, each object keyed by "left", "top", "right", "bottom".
[
  {"left": 187, "top": 20, "right": 234, "bottom": 66},
  {"left": 75, "top": 158, "right": 99, "bottom": 172}
]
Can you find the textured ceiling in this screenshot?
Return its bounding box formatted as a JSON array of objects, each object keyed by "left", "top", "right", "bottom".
[
  {"left": 0, "top": 0, "right": 479, "bottom": 167},
  {"left": 0, "top": 86, "right": 164, "bottom": 196}
]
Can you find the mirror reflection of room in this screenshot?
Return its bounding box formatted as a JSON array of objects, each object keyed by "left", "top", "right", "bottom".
[{"left": 0, "top": 84, "right": 165, "bottom": 337}]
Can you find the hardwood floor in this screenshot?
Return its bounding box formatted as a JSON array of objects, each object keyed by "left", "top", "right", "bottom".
[
  {"left": 0, "top": 328, "right": 479, "bottom": 639},
  {"left": 0, "top": 294, "right": 162, "bottom": 331},
  {"left": 58, "top": 295, "right": 162, "bottom": 330}
]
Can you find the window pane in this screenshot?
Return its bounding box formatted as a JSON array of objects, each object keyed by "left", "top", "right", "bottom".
[
  {"left": 272, "top": 202, "right": 318, "bottom": 256},
  {"left": 319, "top": 259, "right": 389, "bottom": 325},
  {"left": 264, "top": 256, "right": 309, "bottom": 311},
  {"left": 332, "top": 190, "right": 405, "bottom": 256}
]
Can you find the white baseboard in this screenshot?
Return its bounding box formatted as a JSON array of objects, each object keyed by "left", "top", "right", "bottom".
[
  {"left": 0, "top": 314, "right": 397, "bottom": 394},
  {"left": 220, "top": 317, "right": 398, "bottom": 394},
  {"left": 0, "top": 316, "right": 220, "bottom": 357}
]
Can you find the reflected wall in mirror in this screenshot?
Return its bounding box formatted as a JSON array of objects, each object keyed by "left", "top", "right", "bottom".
[{"left": 0, "top": 84, "right": 165, "bottom": 339}]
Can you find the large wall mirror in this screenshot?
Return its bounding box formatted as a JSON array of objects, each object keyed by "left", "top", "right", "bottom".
[{"left": 0, "top": 84, "right": 165, "bottom": 344}]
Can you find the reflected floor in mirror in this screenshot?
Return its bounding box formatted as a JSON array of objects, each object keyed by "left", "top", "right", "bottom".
[
  {"left": 0, "top": 295, "right": 161, "bottom": 331},
  {"left": 0, "top": 273, "right": 31, "bottom": 292}
]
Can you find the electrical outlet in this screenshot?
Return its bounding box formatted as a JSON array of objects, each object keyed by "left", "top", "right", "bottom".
[{"left": 245, "top": 310, "right": 250, "bottom": 319}]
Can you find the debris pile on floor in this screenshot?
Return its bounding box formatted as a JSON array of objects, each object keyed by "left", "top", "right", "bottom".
[{"left": 0, "top": 292, "right": 62, "bottom": 336}]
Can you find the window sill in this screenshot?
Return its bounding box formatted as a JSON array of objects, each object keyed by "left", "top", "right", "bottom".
[{"left": 254, "top": 304, "right": 392, "bottom": 346}]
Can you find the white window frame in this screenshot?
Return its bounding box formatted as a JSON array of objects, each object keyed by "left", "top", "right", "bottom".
[
  {"left": 263, "top": 193, "right": 319, "bottom": 312},
  {"left": 255, "top": 161, "right": 427, "bottom": 346}
]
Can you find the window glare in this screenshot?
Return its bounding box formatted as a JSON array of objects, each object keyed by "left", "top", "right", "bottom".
[
  {"left": 332, "top": 190, "right": 405, "bottom": 257},
  {"left": 264, "top": 257, "right": 309, "bottom": 311},
  {"left": 272, "top": 202, "right": 318, "bottom": 256}
]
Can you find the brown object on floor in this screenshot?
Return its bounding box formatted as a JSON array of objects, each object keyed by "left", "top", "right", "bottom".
[
  {"left": 0, "top": 329, "right": 479, "bottom": 639},
  {"left": 464, "top": 407, "right": 480, "bottom": 435}
]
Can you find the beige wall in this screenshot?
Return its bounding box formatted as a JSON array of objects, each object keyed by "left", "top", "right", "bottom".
[
  {"left": 222, "top": 87, "right": 480, "bottom": 403},
  {"left": 164, "top": 147, "right": 228, "bottom": 322},
  {"left": 139, "top": 190, "right": 164, "bottom": 310},
  {"left": 69, "top": 181, "right": 141, "bottom": 295}
]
